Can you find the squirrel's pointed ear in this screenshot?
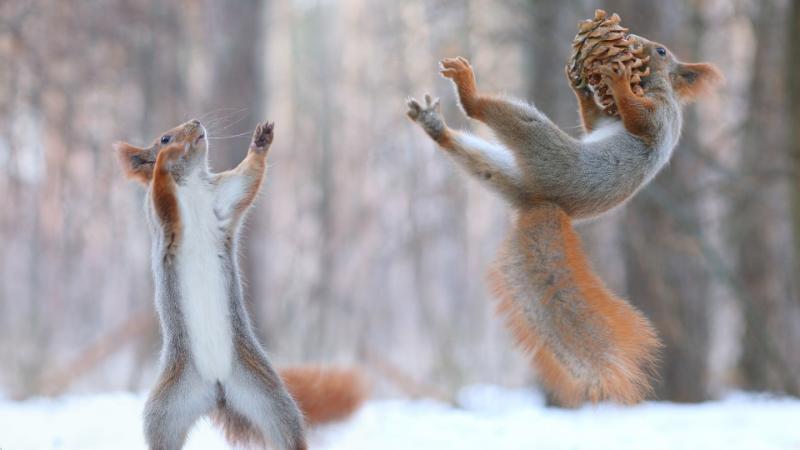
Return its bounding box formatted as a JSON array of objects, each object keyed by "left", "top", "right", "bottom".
[
  {"left": 672, "top": 62, "right": 723, "bottom": 103},
  {"left": 114, "top": 141, "right": 154, "bottom": 185}
]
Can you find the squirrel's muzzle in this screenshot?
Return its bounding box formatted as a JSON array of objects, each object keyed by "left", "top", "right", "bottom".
[{"left": 183, "top": 120, "right": 205, "bottom": 144}]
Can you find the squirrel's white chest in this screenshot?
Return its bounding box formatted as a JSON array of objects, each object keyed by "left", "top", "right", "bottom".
[{"left": 176, "top": 178, "right": 234, "bottom": 382}]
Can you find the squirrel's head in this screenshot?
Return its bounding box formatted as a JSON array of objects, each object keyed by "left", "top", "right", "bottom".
[
  {"left": 630, "top": 35, "right": 723, "bottom": 104},
  {"left": 115, "top": 119, "right": 208, "bottom": 185}
]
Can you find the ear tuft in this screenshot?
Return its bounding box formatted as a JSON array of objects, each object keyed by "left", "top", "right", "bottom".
[
  {"left": 673, "top": 62, "right": 724, "bottom": 103},
  {"left": 114, "top": 141, "right": 154, "bottom": 185}
]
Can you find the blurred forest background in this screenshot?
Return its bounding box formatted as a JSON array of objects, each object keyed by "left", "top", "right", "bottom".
[{"left": 1, "top": 0, "right": 799, "bottom": 405}]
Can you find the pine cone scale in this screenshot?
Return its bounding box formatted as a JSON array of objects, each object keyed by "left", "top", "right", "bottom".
[{"left": 567, "top": 9, "right": 650, "bottom": 117}]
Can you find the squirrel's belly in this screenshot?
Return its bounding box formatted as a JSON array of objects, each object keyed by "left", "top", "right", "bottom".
[{"left": 177, "top": 187, "right": 234, "bottom": 382}]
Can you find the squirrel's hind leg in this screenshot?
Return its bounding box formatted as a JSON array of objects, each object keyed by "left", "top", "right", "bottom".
[
  {"left": 143, "top": 359, "right": 214, "bottom": 450},
  {"left": 222, "top": 339, "right": 307, "bottom": 450}
]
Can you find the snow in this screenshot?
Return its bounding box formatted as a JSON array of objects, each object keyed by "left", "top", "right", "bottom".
[{"left": 1, "top": 386, "right": 799, "bottom": 450}]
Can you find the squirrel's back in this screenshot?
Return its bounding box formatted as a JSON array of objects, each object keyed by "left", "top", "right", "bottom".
[{"left": 535, "top": 99, "right": 682, "bottom": 220}]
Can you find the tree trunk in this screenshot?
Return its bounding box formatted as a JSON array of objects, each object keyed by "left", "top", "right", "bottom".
[
  {"left": 791, "top": 0, "right": 800, "bottom": 288},
  {"left": 735, "top": 0, "right": 799, "bottom": 395},
  {"left": 205, "top": 0, "right": 268, "bottom": 332},
  {"left": 616, "top": 1, "right": 713, "bottom": 402}
]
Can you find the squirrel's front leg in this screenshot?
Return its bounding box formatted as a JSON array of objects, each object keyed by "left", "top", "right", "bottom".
[
  {"left": 406, "top": 94, "right": 452, "bottom": 146},
  {"left": 565, "top": 65, "right": 605, "bottom": 133},
  {"left": 407, "top": 95, "right": 528, "bottom": 207},
  {"left": 440, "top": 57, "right": 483, "bottom": 119},
  {"left": 439, "top": 56, "right": 575, "bottom": 163},
  {"left": 213, "top": 122, "right": 273, "bottom": 221},
  {"left": 151, "top": 143, "right": 185, "bottom": 254},
  {"left": 440, "top": 57, "right": 542, "bottom": 124},
  {"left": 600, "top": 62, "right": 656, "bottom": 143}
]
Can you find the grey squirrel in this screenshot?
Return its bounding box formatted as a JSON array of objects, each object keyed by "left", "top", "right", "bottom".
[
  {"left": 115, "top": 121, "right": 365, "bottom": 450},
  {"left": 407, "top": 36, "right": 721, "bottom": 405}
]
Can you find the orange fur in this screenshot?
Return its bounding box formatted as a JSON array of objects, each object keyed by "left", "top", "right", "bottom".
[
  {"left": 150, "top": 144, "right": 184, "bottom": 253},
  {"left": 600, "top": 63, "right": 657, "bottom": 143},
  {"left": 434, "top": 127, "right": 455, "bottom": 149},
  {"left": 490, "top": 267, "right": 586, "bottom": 405},
  {"left": 211, "top": 406, "right": 265, "bottom": 449},
  {"left": 672, "top": 62, "right": 724, "bottom": 103},
  {"left": 114, "top": 141, "right": 154, "bottom": 185},
  {"left": 235, "top": 335, "right": 281, "bottom": 391},
  {"left": 150, "top": 352, "right": 186, "bottom": 401},
  {"left": 213, "top": 121, "right": 273, "bottom": 219},
  {"left": 441, "top": 57, "right": 483, "bottom": 119},
  {"left": 574, "top": 89, "right": 605, "bottom": 133},
  {"left": 565, "top": 65, "right": 605, "bottom": 133},
  {"left": 279, "top": 366, "right": 368, "bottom": 425},
  {"left": 490, "top": 204, "right": 661, "bottom": 405}
]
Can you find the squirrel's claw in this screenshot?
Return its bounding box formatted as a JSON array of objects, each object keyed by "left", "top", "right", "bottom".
[
  {"left": 597, "top": 65, "right": 615, "bottom": 79},
  {"left": 440, "top": 68, "right": 458, "bottom": 79},
  {"left": 440, "top": 56, "right": 471, "bottom": 70},
  {"left": 424, "top": 94, "right": 439, "bottom": 110},
  {"left": 565, "top": 64, "right": 591, "bottom": 94},
  {"left": 440, "top": 56, "right": 474, "bottom": 81},
  {"left": 599, "top": 61, "right": 630, "bottom": 84},
  {"left": 251, "top": 121, "right": 275, "bottom": 152},
  {"left": 406, "top": 94, "right": 441, "bottom": 121},
  {"left": 406, "top": 98, "right": 423, "bottom": 120}
]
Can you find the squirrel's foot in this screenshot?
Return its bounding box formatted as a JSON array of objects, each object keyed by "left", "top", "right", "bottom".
[
  {"left": 440, "top": 57, "right": 481, "bottom": 117},
  {"left": 407, "top": 94, "right": 448, "bottom": 143},
  {"left": 599, "top": 61, "right": 632, "bottom": 91},
  {"left": 565, "top": 64, "right": 593, "bottom": 99},
  {"left": 250, "top": 121, "right": 274, "bottom": 154},
  {"left": 440, "top": 57, "right": 477, "bottom": 92}
]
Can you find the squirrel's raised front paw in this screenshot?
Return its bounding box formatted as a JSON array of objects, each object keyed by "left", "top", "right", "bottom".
[
  {"left": 406, "top": 94, "right": 447, "bottom": 142},
  {"left": 565, "top": 64, "right": 591, "bottom": 97},
  {"left": 250, "top": 121, "right": 274, "bottom": 153},
  {"left": 599, "top": 61, "right": 632, "bottom": 87},
  {"left": 406, "top": 94, "right": 440, "bottom": 121},
  {"left": 440, "top": 57, "right": 476, "bottom": 89}
]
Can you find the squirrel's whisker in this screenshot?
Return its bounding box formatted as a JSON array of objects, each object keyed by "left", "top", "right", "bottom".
[
  {"left": 204, "top": 107, "right": 250, "bottom": 133},
  {"left": 208, "top": 130, "right": 253, "bottom": 140}
]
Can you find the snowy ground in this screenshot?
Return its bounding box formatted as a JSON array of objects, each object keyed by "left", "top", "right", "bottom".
[{"left": 2, "top": 385, "right": 799, "bottom": 450}]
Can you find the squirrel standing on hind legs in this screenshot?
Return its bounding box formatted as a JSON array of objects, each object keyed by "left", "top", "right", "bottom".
[
  {"left": 115, "top": 120, "right": 365, "bottom": 450},
  {"left": 407, "top": 33, "right": 721, "bottom": 405}
]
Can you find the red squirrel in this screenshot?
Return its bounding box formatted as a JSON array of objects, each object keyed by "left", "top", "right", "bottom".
[
  {"left": 407, "top": 37, "right": 721, "bottom": 405},
  {"left": 115, "top": 121, "right": 365, "bottom": 449}
]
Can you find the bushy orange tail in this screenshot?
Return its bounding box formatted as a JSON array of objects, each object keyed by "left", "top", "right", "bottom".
[
  {"left": 279, "top": 365, "right": 368, "bottom": 425},
  {"left": 489, "top": 203, "right": 661, "bottom": 406}
]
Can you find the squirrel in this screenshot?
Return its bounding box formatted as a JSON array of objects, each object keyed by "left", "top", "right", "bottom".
[
  {"left": 115, "top": 120, "right": 366, "bottom": 449},
  {"left": 406, "top": 36, "right": 721, "bottom": 405}
]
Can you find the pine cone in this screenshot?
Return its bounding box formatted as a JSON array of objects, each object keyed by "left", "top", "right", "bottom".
[{"left": 567, "top": 9, "right": 650, "bottom": 117}]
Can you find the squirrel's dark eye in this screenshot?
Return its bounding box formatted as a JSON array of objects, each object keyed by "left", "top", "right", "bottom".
[
  {"left": 656, "top": 47, "right": 667, "bottom": 57},
  {"left": 160, "top": 135, "right": 171, "bottom": 144}
]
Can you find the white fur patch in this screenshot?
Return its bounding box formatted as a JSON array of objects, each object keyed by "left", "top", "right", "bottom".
[
  {"left": 454, "top": 133, "right": 522, "bottom": 180},
  {"left": 581, "top": 119, "right": 625, "bottom": 144},
  {"left": 176, "top": 172, "right": 234, "bottom": 382},
  {"left": 225, "top": 376, "right": 294, "bottom": 449},
  {"left": 214, "top": 175, "right": 247, "bottom": 224}
]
